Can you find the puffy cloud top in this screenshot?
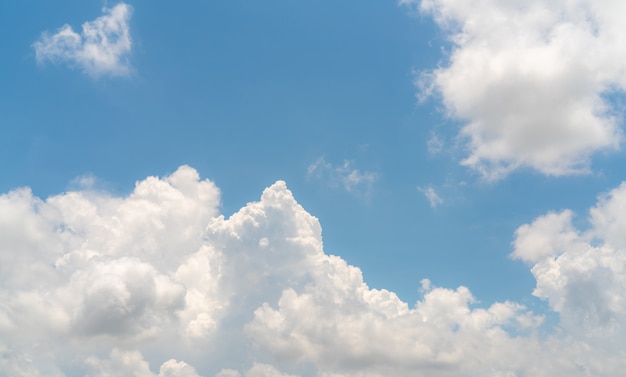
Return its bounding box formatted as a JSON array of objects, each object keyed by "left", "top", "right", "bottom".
[
  {"left": 405, "top": 0, "right": 626, "bottom": 179},
  {"left": 512, "top": 183, "right": 626, "bottom": 341},
  {"left": 2, "top": 166, "right": 626, "bottom": 376}
]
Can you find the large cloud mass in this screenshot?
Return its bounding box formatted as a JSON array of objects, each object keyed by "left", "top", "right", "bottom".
[
  {"left": 404, "top": 0, "right": 626, "bottom": 179},
  {"left": 33, "top": 3, "right": 133, "bottom": 77},
  {"left": 2, "top": 166, "right": 626, "bottom": 376}
]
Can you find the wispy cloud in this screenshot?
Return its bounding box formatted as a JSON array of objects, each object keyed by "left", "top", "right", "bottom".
[
  {"left": 33, "top": 3, "right": 133, "bottom": 77},
  {"left": 426, "top": 132, "right": 444, "bottom": 155},
  {"left": 404, "top": 0, "right": 626, "bottom": 179},
  {"left": 418, "top": 185, "right": 443, "bottom": 208},
  {"left": 307, "top": 157, "right": 378, "bottom": 195}
]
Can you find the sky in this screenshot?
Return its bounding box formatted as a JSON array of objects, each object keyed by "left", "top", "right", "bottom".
[{"left": 2, "top": 0, "right": 626, "bottom": 376}]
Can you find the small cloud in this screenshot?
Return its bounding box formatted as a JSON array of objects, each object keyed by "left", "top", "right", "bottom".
[
  {"left": 307, "top": 157, "right": 377, "bottom": 196},
  {"left": 33, "top": 3, "right": 133, "bottom": 77},
  {"left": 69, "top": 174, "right": 97, "bottom": 190},
  {"left": 427, "top": 132, "right": 444, "bottom": 155},
  {"left": 418, "top": 185, "right": 443, "bottom": 208}
]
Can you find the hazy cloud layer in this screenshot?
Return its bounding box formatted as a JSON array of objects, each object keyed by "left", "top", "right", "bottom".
[
  {"left": 2, "top": 166, "right": 626, "bottom": 376},
  {"left": 33, "top": 3, "right": 133, "bottom": 77},
  {"left": 405, "top": 0, "right": 626, "bottom": 179}
]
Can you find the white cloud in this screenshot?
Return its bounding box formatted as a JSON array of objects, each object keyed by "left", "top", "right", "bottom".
[
  {"left": 85, "top": 349, "right": 155, "bottom": 377},
  {"left": 244, "top": 363, "right": 300, "bottom": 377},
  {"left": 33, "top": 3, "right": 133, "bottom": 77},
  {"left": 246, "top": 269, "right": 541, "bottom": 376},
  {"left": 512, "top": 182, "right": 626, "bottom": 339},
  {"left": 2, "top": 166, "right": 626, "bottom": 375},
  {"left": 417, "top": 185, "right": 443, "bottom": 207},
  {"left": 215, "top": 363, "right": 298, "bottom": 377},
  {"left": 159, "top": 359, "right": 202, "bottom": 377},
  {"left": 404, "top": 0, "right": 626, "bottom": 179},
  {"left": 307, "top": 157, "right": 377, "bottom": 195},
  {"left": 85, "top": 349, "right": 202, "bottom": 377}
]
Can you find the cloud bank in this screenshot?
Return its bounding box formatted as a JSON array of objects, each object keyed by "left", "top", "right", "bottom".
[
  {"left": 33, "top": 3, "right": 133, "bottom": 77},
  {"left": 2, "top": 166, "right": 626, "bottom": 376},
  {"left": 405, "top": 0, "right": 626, "bottom": 179}
]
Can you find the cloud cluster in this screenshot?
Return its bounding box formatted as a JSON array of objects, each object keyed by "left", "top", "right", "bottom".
[
  {"left": 33, "top": 3, "right": 133, "bottom": 77},
  {"left": 404, "top": 0, "right": 626, "bottom": 179},
  {"left": 2, "top": 166, "right": 626, "bottom": 376}
]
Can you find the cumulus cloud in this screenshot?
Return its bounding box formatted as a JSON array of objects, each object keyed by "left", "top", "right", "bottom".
[
  {"left": 2, "top": 165, "right": 626, "bottom": 376},
  {"left": 85, "top": 349, "right": 202, "bottom": 377},
  {"left": 404, "top": 0, "right": 626, "bottom": 179},
  {"left": 307, "top": 157, "right": 377, "bottom": 195},
  {"left": 512, "top": 182, "right": 626, "bottom": 339},
  {"left": 33, "top": 3, "right": 133, "bottom": 77},
  {"left": 417, "top": 185, "right": 443, "bottom": 207}
]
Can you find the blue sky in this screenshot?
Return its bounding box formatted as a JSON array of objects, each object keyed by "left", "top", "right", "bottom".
[{"left": 2, "top": 1, "right": 626, "bottom": 376}]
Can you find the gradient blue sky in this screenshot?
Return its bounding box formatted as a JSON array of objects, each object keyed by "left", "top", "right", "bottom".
[{"left": 3, "top": 1, "right": 626, "bottom": 376}]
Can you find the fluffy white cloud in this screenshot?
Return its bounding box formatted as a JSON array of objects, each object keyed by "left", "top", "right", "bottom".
[
  {"left": 158, "top": 359, "right": 202, "bottom": 377},
  {"left": 513, "top": 183, "right": 626, "bottom": 340},
  {"left": 2, "top": 165, "right": 626, "bottom": 376},
  {"left": 404, "top": 0, "right": 626, "bottom": 178},
  {"left": 307, "top": 157, "right": 377, "bottom": 196},
  {"left": 33, "top": 3, "right": 133, "bottom": 77},
  {"left": 247, "top": 273, "right": 542, "bottom": 376}
]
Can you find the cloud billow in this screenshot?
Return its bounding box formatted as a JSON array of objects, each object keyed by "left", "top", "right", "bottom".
[
  {"left": 1, "top": 166, "right": 626, "bottom": 375},
  {"left": 33, "top": 3, "right": 133, "bottom": 77},
  {"left": 405, "top": 0, "right": 626, "bottom": 179},
  {"left": 513, "top": 183, "right": 626, "bottom": 336}
]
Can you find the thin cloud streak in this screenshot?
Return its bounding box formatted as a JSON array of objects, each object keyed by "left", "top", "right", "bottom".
[{"left": 418, "top": 185, "right": 443, "bottom": 208}]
